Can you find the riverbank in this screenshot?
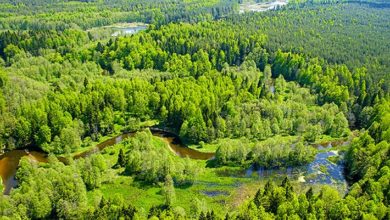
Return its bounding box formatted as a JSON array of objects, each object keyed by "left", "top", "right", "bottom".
[
  {"left": 60, "top": 120, "right": 159, "bottom": 158},
  {"left": 0, "top": 123, "right": 354, "bottom": 195},
  {"left": 0, "top": 121, "right": 213, "bottom": 194},
  {"left": 1, "top": 125, "right": 355, "bottom": 217}
]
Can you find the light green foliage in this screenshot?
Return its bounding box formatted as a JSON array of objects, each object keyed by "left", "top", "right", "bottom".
[
  {"left": 78, "top": 154, "right": 107, "bottom": 190},
  {"left": 0, "top": 0, "right": 238, "bottom": 30},
  {"left": 0, "top": 0, "right": 388, "bottom": 219},
  {"left": 8, "top": 158, "right": 88, "bottom": 219},
  {"left": 124, "top": 131, "right": 198, "bottom": 185},
  {"left": 162, "top": 175, "right": 176, "bottom": 207},
  {"left": 215, "top": 139, "right": 249, "bottom": 166}
]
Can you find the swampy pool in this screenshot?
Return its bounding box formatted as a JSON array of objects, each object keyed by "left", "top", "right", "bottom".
[
  {"left": 239, "top": 0, "right": 288, "bottom": 13},
  {"left": 111, "top": 24, "right": 148, "bottom": 37},
  {"left": 244, "top": 143, "right": 349, "bottom": 192}
]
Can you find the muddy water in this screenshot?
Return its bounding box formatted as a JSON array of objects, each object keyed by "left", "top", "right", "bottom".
[
  {"left": 152, "top": 130, "right": 215, "bottom": 160},
  {"left": 0, "top": 133, "right": 349, "bottom": 194},
  {"left": 73, "top": 130, "right": 215, "bottom": 160},
  {"left": 73, "top": 132, "right": 136, "bottom": 159},
  {"left": 0, "top": 150, "right": 48, "bottom": 194},
  {"left": 0, "top": 129, "right": 214, "bottom": 194}
]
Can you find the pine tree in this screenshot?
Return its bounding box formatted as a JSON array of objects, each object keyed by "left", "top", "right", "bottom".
[
  {"left": 254, "top": 189, "right": 263, "bottom": 207},
  {"left": 281, "top": 177, "right": 293, "bottom": 199},
  {"left": 306, "top": 187, "right": 314, "bottom": 201},
  {"left": 117, "top": 148, "right": 126, "bottom": 167}
]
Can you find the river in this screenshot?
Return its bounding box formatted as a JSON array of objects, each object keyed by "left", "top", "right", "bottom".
[
  {"left": 0, "top": 129, "right": 214, "bottom": 195},
  {"left": 0, "top": 130, "right": 350, "bottom": 195}
]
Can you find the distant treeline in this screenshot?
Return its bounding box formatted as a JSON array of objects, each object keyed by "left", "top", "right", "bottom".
[{"left": 0, "top": 0, "right": 238, "bottom": 30}]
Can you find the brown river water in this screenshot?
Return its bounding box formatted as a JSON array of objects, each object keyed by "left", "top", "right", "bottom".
[{"left": 0, "top": 129, "right": 214, "bottom": 195}]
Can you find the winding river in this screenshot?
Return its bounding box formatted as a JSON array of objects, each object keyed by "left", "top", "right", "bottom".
[
  {"left": 0, "top": 129, "right": 214, "bottom": 195},
  {"left": 0, "top": 129, "right": 350, "bottom": 195}
]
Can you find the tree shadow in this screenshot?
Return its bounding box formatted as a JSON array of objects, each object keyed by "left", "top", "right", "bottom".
[
  {"left": 174, "top": 182, "right": 194, "bottom": 189},
  {"left": 206, "top": 159, "right": 218, "bottom": 168},
  {"left": 131, "top": 179, "right": 161, "bottom": 190}
]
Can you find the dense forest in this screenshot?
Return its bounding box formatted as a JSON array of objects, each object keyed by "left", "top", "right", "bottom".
[
  {"left": 0, "top": 0, "right": 237, "bottom": 30},
  {"left": 0, "top": 0, "right": 389, "bottom": 219}
]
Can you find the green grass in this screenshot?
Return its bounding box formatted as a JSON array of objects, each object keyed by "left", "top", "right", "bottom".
[
  {"left": 187, "top": 142, "right": 219, "bottom": 153},
  {"left": 99, "top": 176, "right": 163, "bottom": 210}
]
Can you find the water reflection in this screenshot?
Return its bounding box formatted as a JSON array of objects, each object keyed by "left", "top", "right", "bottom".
[
  {"left": 306, "top": 151, "right": 346, "bottom": 185},
  {"left": 111, "top": 25, "right": 148, "bottom": 37},
  {"left": 245, "top": 146, "right": 347, "bottom": 191}
]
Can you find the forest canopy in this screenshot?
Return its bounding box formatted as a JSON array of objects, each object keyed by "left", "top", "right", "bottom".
[{"left": 0, "top": 0, "right": 389, "bottom": 219}]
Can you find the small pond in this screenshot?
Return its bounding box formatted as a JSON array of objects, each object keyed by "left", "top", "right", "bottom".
[
  {"left": 111, "top": 25, "right": 148, "bottom": 37},
  {"left": 239, "top": 1, "right": 288, "bottom": 13}
]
